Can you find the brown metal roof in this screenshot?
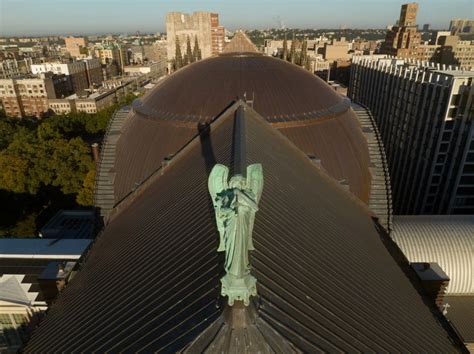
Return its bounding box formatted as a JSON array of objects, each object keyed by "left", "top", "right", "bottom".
[
  {"left": 113, "top": 113, "right": 197, "bottom": 201},
  {"left": 25, "top": 102, "right": 464, "bottom": 352},
  {"left": 135, "top": 55, "right": 343, "bottom": 122},
  {"left": 222, "top": 31, "right": 259, "bottom": 54},
  {"left": 113, "top": 105, "right": 371, "bottom": 205},
  {"left": 278, "top": 109, "right": 371, "bottom": 203},
  {"left": 444, "top": 296, "right": 474, "bottom": 343},
  {"left": 110, "top": 55, "right": 371, "bottom": 204}
]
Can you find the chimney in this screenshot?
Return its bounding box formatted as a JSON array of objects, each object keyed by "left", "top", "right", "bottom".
[
  {"left": 91, "top": 143, "right": 100, "bottom": 163},
  {"left": 411, "top": 262, "right": 449, "bottom": 312}
]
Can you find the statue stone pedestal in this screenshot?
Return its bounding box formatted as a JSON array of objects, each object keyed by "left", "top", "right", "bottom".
[{"left": 221, "top": 273, "right": 257, "bottom": 306}]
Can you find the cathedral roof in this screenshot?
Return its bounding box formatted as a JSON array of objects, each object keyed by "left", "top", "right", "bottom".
[
  {"left": 26, "top": 102, "right": 463, "bottom": 352},
  {"left": 108, "top": 54, "right": 371, "bottom": 204}
]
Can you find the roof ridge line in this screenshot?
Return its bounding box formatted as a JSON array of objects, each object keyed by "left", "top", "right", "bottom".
[
  {"left": 242, "top": 103, "right": 376, "bottom": 217},
  {"left": 107, "top": 100, "right": 247, "bottom": 222}
]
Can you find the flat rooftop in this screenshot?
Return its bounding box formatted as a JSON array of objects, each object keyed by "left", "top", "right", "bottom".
[
  {"left": 0, "top": 238, "right": 91, "bottom": 259},
  {"left": 433, "top": 69, "right": 474, "bottom": 78},
  {"left": 40, "top": 209, "right": 95, "bottom": 239}
]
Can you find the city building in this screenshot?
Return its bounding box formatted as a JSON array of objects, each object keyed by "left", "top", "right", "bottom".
[
  {"left": 0, "top": 73, "right": 71, "bottom": 118},
  {"left": 143, "top": 42, "right": 166, "bottom": 62},
  {"left": 436, "top": 36, "right": 474, "bottom": 70},
  {"left": 349, "top": 56, "right": 474, "bottom": 214},
  {"left": 0, "top": 78, "right": 23, "bottom": 117},
  {"left": 0, "top": 58, "right": 32, "bottom": 79},
  {"left": 64, "top": 37, "right": 88, "bottom": 58},
  {"left": 74, "top": 90, "right": 117, "bottom": 114},
  {"left": 322, "top": 38, "right": 351, "bottom": 61},
  {"left": 123, "top": 59, "right": 167, "bottom": 77},
  {"left": 381, "top": 2, "right": 421, "bottom": 58},
  {"left": 31, "top": 61, "right": 89, "bottom": 93},
  {"left": 0, "top": 238, "right": 92, "bottom": 352},
  {"left": 450, "top": 19, "right": 474, "bottom": 35},
  {"left": 50, "top": 90, "right": 118, "bottom": 115},
  {"left": 352, "top": 38, "right": 379, "bottom": 54},
  {"left": 414, "top": 43, "right": 440, "bottom": 62},
  {"left": 432, "top": 31, "right": 452, "bottom": 45},
  {"left": 94, "top": 43, "right": 128, "bottom": 72},
  {"left": 422, "top": 24, "right": 431, "bottom": 31},
  {"left": 381, "top": 6, "right": 474, "bottom": 69},
  {"left": 210, "top": 13, "right": 225, "bottom": 55},
  {"left": 81, "top": 58, "right": 103, "bottom": 87},
  {"left": 47, "top": 98, "right": 76, "bottom": 115},
  {"left": 24, "top": 37, "right": 466, "bottom": 352},
  {"left": 128, "top": 45, "right": 144, "bottom": 64},
  {"left": 166, "top": 11, "right": 224, "bottom": 67}
]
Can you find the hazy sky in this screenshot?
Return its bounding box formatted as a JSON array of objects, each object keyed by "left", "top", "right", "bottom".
[{"left": 1, "top": 0, "right": 473, "bottom": 36}]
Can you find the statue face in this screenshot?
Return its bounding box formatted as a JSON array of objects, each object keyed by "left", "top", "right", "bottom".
[{"left": 229, "top": 175, "right": 247, "bottom": 190}]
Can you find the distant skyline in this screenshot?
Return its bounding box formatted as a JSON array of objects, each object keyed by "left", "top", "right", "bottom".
[{"left": 0, "top": 0, "right": 473, "bottom": 36}]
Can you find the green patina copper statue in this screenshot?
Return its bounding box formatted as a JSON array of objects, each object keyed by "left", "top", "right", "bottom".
[{"left": 208, "top": 163, "right": 263, "bottom": 306}]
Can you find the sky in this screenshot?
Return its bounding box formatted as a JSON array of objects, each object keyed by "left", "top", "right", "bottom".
[{"left": 0, "top": 0, "right": 473, "bottom": 36}]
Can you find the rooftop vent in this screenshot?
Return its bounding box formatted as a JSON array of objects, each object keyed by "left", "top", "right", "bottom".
[{"left": 411, "top": 262, "right": 449, "bottom": 312}]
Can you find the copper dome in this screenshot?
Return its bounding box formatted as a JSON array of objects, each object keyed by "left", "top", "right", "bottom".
[
  {"left": 112, "top": 54, "right": 371, "bottom": 205},
  {"left": 134, "top": 54, "right": 343, "bottom": 122}
]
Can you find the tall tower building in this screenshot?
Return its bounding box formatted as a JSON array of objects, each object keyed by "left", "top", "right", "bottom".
[
  {"left": 210, "top": 13, "right": 225, "bottom": 56},
  {"left": 166, "top": 12, "right": 225, "bottom": 67},
  {"left": 399, "top": 2, "right": 418, "bottom": 27},
  {"left": 381, "top": 3, "right": 421, "bottom": 58}
]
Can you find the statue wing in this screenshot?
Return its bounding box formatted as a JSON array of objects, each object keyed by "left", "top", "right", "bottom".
[
  {"left": 208, "top": 164, "right": 229, "bottom": 203},
  {"left": 247, "top": 163, "right": 263, "bottom": 203}
]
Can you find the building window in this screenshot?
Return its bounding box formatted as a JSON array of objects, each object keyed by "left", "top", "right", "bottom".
[
  {"left": 463, "top": 164, "right": 474, "bottom": 173},
  {"left": 0, "top": 313, "right": 29, "bottom": 348},
  {"left": 457, "top": 186, "right": 474, "bottom": 195},
  {"left": 460, "top": 176, "right": 474, "bottom": 185},
  {"left": 439, "top": 143, "right": 449, "bottom": 153}
]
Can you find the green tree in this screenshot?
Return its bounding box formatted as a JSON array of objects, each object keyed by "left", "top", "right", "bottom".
[
  {"left": 9, "top": 213, "right": 38, "bottom": 237},
  {"left": 193, "top": 36, "right": 200, "bottom": 62},
  {"left": 49, "top": 137, "right": 95, "bottom": 195},
  {"left": 289, "top": 33, "right": 296, "bottom": 64},
  {"left": 282, "top": 33, "right": 288, "bottom": 61},
  {"left": 76, "top": 169, "right": 96, "bottom": 206},
  {"left": 0, "top": 119, "right": 16, "bottom": 149},
  {"left": 300, "top": 38, "right": 308, "bottom": 67},
  {"left": 305, "top": 56, "right": 312, "bottom": 71},
  {"left": 175, "top": 36, "right": 183, "bottom": 70},
  {"left": 0, "top": 153, "right": 30, "bottom": 193},
  {"left": 186, "top": 35, "right": 194, "bottom": 63}
]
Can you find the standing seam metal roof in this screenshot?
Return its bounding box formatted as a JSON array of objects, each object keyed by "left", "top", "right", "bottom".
[
  {"left": 108, "top": 54, "right": 372, "bottom": 205},
  {"left": 444, "top": 295, "right": 474, "bottom": 343},
  {"left": 25, "top": 102, "right": 464, "bottom": 353},
  {"left": 392, "top": 215, "right": 474, "bottom": 294}
]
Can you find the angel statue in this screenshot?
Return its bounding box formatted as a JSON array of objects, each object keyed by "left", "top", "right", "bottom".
[{"left": 208, "top": 163, "right": 263, "bottom": 305}]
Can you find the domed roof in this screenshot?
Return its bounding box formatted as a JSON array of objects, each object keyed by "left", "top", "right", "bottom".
[
  {"left": 108, "top": 54, "right": 371, "bottom": 207},
  {"left": 134, "top": 54, "right": 343, "bottom": 123}
]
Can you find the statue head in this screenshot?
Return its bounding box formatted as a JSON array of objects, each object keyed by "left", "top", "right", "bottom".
[{"left": 229, "top": 175, "right": 247, "bottom": 190}]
